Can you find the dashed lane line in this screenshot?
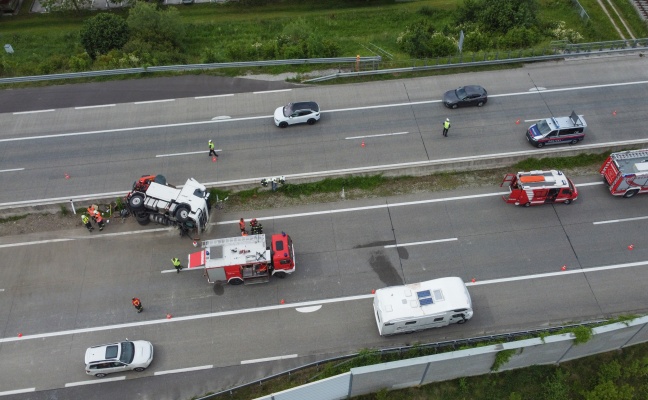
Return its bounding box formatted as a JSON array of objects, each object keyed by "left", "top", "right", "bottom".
[
  {"left": 384, "top": 238, "right": 457, "bottom": 248},
  {"left": 0, "top": 168, "right": 24, "bottom": 173},
  {"left": 593, "top": 215, "right": 648, "bottom": 225},
  {"left": 65, "top": 376, "right": 125, "bottom": 387},
  {"left": 134, "top": 99, "right": 175, "bottom": 105},
  {"left": 0, "top": 388, "right": 35, "bottom": 396},
  {"left": 241, "top": 354, "right": 298, "bottom": 364},
  {"left": 345, "top": 132, "right": 409, "bottom": 140},
  {"left": 156, "top": 149, "right": 222, "bottom": 158},
  {"left": 75, "top": 104, "right": 116, "bottom": 110},
  {"left": 12, "top": 109, "right": 54, "bottom": 115},
  {"left": 0, "top": 228, "right": 171, "bottom": 249},
  {"left": 154, "top": 365, "right": 213, "bottom": 376},
  {"left": 195, "top": 94, "right": 234, "bottom": 99},
  {"left": 253, "top": 89, "right": 292, "bottom": 94}
]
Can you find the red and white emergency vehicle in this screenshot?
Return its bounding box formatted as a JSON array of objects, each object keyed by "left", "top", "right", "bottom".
[
  {"left": 188, "top": 233, "right": 295, "bottom": 285},
  {"left": 501, "top": 170, "right": 578, "bottom": 206},
  {"left": 600, "top": 149, "right": 648, "bottom": 198}
]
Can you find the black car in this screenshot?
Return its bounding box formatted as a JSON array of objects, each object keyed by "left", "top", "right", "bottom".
[{"left": 443, "top": 85, "right": 488, "bottom": 109}]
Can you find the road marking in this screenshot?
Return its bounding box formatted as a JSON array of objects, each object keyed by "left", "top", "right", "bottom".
[
  {"left": 593, "top": 215, "right": 648, "bottom": 225},
  {"left": 154, "top": 365, "right": 213, "bottom": 376},
  {"left": 13, "top": 109, "right": 55, "bottom": 115},
  {"left": 0, "top": 228, "right": 171, "bottom": 249},
  {"left": 0, "top": 168, "right": 24, "bottom": 173},
  {"left": 75, "top": 104, "right": 116, "bottom": 110},
  {"left": 296, "top": 305, "right": 322, "bottom": 313},
  {"left": 0, "top": 388, "right": 35, "bottom": 396},
  {"left": 211, "top": 116, "right": 231, "bottom": 120},
  {"left": 156, "top": 149, "right": 221, "bottom": 158},
  {"left": 524, "top": 118, "right": 544, "bottom": 122},
  {"left": 196, "top": 94, "right": 234, "bottom": 99},
  {"left": 253, "top": 89, "right": 292, "bottom": 94},
  {"left": 65, "top": 376, "right": 125, "bottom": 387},
  {"left": 384, "top": 238, "right": 457, "bottom": 248},
  {"left": 3, "top": 259, "right": 648, "bottom": 343},
  {"left": 134, "top": 99, "right": 175, "bottom": 105},
  {"left": 346, "top": 132, "right": 409, "bottom": 140},
  {"left": 241, "top": 354, "right": 298, "bottom": 364}
]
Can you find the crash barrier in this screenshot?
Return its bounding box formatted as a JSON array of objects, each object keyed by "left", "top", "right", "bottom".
[
  {"left": 239, "top": 316, "right": 648, "bottom": 400},
  {"left": 0, "top": 57, "right": 381, "bottom": 85},
  {"left": 2, "top": 139, "right": 648, "bottom": 214},
  {"left": 304, "top": 38, "right": 648, "bottom": 82}
]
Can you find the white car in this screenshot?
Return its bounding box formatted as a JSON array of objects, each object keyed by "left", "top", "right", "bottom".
[
  {"left": 85, "top": 340, "right": 154, "bottom": 377},
  {"left": 273, "top": 101, "right": 320, "bottom": 128}
]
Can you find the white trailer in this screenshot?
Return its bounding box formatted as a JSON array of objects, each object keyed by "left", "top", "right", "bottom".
[{"left": 373, "top": 277, "right": 473, "bottom": 336}]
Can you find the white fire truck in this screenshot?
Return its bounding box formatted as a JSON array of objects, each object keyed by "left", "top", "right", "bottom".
[
  {"left": 600, "top": 149, "right": 648, "bottom": 198},
  {"left": 126, "top": 174, "right": 210, "bottom": 233},
  {"left": 373, "top": 277, "right": 473, "bottom": 336},
  {"left": 501, "top": 170, "right": 578, "bottom": 207},
  {"left": 187, "top": 233, "right": 295, "bottom": 285}
]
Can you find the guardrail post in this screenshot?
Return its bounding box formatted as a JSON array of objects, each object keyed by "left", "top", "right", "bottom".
[{"left": 69, "top": 200, "right": 76, "bottom": 215}]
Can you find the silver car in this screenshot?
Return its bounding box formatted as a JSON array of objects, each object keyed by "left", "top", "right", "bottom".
[
  {"left": 85, "top": 340, "right": 154, "bottom": 377},
  {"left": 273, "top": 101, "right": 320, "bottom": 128}
]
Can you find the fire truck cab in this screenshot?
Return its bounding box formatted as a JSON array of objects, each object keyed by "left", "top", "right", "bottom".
[
  {"left": 501, "top": 170, "right": 578, "bottom": 207},
  {"left": 600, "top": 149, "right": 648, "bottom": 198},
  {"left": 188, "top": 233, "right": 295, "bottom": 285}
]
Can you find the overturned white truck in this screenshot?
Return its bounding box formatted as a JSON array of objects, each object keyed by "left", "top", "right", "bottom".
[{"left": 126, "top": 174, "right": 210, "bottom": 234}]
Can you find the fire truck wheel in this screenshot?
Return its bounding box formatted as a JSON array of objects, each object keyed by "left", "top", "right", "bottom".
[
  {"left": 174, "top": 204, "right": 191, "bottom": 222},
  {"left": 135, "top": 212, "right": 150, "bottom": 225},
  {"left": 229, "top": 278, "right": 244, "bottom": 285},
  {"left": 274, "top": 272, "right": 287, "bottom": 279},
  {"left": 524, "top": 202, "right": 531, "bottom": 207},
  {"left": 623, "top": 190, "right": 639, "bottom": 198},
  {"left": 563, "top": 199, "right": 572, "bottom": 205},
  {"left": 536, "top": 142, "right": 544, "bottom": 148},
  {"left": 128, "top": 193, "right": 145, "bottom": 210}
]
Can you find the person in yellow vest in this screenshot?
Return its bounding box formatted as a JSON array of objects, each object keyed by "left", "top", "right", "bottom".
[
  {"left": 208, "top": 140, "right": 218, "bottom": 158},
  {"left": 82, "top": 214, "right": 94, "bottom": 232},
  {"left": 172, "top": 257, "right": 183, "bottom": 273},
  {"left": 442, "top": 118, "right": 451, "bottom": 137}
]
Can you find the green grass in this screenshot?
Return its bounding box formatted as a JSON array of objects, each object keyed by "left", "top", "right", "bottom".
[
  {"left": 0, "top": 214, "right": 28, "bottom": 223},
  {"left": 513, "top": 152, "right": 610, "bottom": 171}
]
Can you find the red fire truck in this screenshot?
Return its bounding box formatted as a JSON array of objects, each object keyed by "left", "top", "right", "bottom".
[
  {"left": 188, "top": 233, "right": 295, "bottom": 285},
  {"left": 600, "top": 149, "right": 648, "bottom": 198},
  {"left": 501, "top": 170, "right": 578, "bottom": 206}
]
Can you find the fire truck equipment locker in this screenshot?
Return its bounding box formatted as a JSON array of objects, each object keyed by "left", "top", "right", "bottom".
[{"left": 600, "top": 149, "right": 648, "bottom": 198}]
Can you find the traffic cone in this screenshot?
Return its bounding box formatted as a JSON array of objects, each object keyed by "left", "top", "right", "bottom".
[
  {"left": 280, "top": 299, "right": 285, "bottom": 305},
  {"left": 628, "top": 244, "right": 634, "bottom": 250},
  {"left": 471, "top": 278, "right": 476, "bottom": 283},
  {"left": 166, "top": 313, "right": 172, "bottom": 319},
  {"left": 361, "top": 140, "right": 365, "bottom": 148},
  {"left": 515, "top": 119, "right": 520, "bottom": 125},
  {"left": 612, "top": 110, "right": 617, "bottom": 116},
  {"left": 371, "top": 289, "right": 375, "bottom": 294},
  {"left": 65, "top": 173, "right": 70, "bottom": 180},
  {"left": 18, "top": 333, "right": 22, "bottom": 338},
  {"left": 193, "top": 241, "right": 198, "bottom": 247},
  {"left": 561, "top": 265, "right": 567, "bottom": 271},
  {"left": 212, "top": 157, "right": 217, "bottom": 162}
]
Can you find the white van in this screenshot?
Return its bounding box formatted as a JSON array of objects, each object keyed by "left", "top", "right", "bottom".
[{"left": 373, "top": 277, "right": 473, "bottom": 336}]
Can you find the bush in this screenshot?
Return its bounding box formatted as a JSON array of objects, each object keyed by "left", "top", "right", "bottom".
[
  {"left": 68, "top": 52, "right": 92, "bottom": 72},
  {"left": 80, "top": 13, "right": 129, "bottom": 59},
  {"left": 497, "top": 27, "right": 539, "bottom": 49}
]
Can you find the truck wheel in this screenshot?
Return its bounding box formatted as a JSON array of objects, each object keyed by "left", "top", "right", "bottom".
[
  {"left": 274, "top": 272, "right": 287, "bottom": 279},
  {"left": 624, "top": 190, "right": 639, "bottom": 198},
  {"left": 174, "top": 204, "right": 191, "bottom": 222},
  {"left": 563, "top": 199, "right": 572, "bottom": 205},
  {"left": 536, "top": 142, "right": 544, "bottom": 148},
  {"left": 128, "top": 193, "right": 145, "bottom": 210},
  {"left": 135, "top": 212, "right": 150, "bottom": 225},
  {"left": 229, "top": 278, "right": 244, "bottom": 285}
]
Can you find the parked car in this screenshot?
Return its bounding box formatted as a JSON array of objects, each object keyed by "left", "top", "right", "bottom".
[
  {"left": 274, "top": 101, "right": 320, "bottom": 127},
  {"left": 443, "top": 85, "right": 488, "bottom": 108},
  {"left": 85, "top": 340, "right": 154, "bottom": 377}
]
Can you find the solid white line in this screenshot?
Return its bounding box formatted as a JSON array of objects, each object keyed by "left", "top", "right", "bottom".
[
  {"left": 156, "top": 149, "right": 221, "bottom": 158},
  {"left": 0, "top": 388, "right": 36, "bottom": 396},
  {"left": 0, "top": 289, "right": 4, "bottom": 292},
  {"left": 384, "top": 238, "right": 457, "bottom": 248},
  {"left": 195, "top": 94, "right": 234, "bottom": 99},
  {"left": 75, "top": 104, "right": 116, "bottom": 110},
  {"left": 0, "top": 168, "right": 24, "bottom": 173},
  {"left": 154, "top": 365, "right": 213, "bottom": 375},
  {"left": 134, "top": 99, "right": 175, "bottom": 105},
  {"left": 0, "top": 228, "right": 171, "bottom": 249},
  {"left": 241, "top": 354, "right": 298, "bottom": 364},
  {"left": 253, "top": 89, "right": 292, "bottom": 94},
  {"left": 13, "top": 109, "right": 55, "bottom": 115},
  {"left": 65, "top": 376, "right": 125, "bottom": 387},
  {"left": 4, "top": 259, "right": 648, "bottom": 343},
  {"left": 346, "top": 132, "right": 409, "bottom": 140},
  {"left": 0, "top": 238, "right": 74, "bottom": 249},
  {"left": 593, "top": 215, "right": 648, "bottom": 225}
]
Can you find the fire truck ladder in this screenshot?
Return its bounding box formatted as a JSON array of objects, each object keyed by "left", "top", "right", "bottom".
[
  {"left": 613, "top": 149, "right": 648, "bottom": 160},
  {"left": 200, "top": 234, "right": 266, "bottom": 249}
]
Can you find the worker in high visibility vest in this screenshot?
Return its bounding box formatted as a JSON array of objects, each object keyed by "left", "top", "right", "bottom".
[
  {"left": 208, "top": 140, "right": 218, "bottom": 158},
  {"left": 82, "top": 214, "right": 94, "bottom": 232},
  {"left": 442, "top": 118, "right": 451, "bottom": 137},
  {"left": 172, "top": 257, "right": 183, "bottom": 273},
  {"left": 132, "top": 298, "right": 143, "bottom": 313}
]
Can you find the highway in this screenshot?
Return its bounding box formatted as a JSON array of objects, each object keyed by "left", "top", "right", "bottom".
[{"left": 1, "top": 56, "right": 648, "bottom": 399}]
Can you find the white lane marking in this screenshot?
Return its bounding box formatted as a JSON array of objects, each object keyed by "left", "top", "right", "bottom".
[
  {"left": 0, "top": 388, "right": 36, "bottom": 396},
  {"left": 253, "top": 89, "right": 292, "bottom": 94},
  {"left": 0, "top": 228, "right": 171, "bottom": 249},
  {"left": 0, "top": 168, "right": 24, "bottom": 173},
  {"left": 134, "top": 99, "right": 175, "bottom": 105},
  {"left": 241, "top": 354, "right": 298, "bottom": 364},
  {"left": 0, "top": 289, "right": 4, "bottom": 292},
  {"left": 12, "top": 109, "right": 55, "bottom": 115},
  {"left": 211, "top": 116, "right": 231, "bottom": 120},
  {"left": 196, "top": 94, "right": 234, "bottom": 99},
  {"left": 65, "top": 376, "right": 125, "bottom": 387},
  {"left": 296, "top": 305, "right": 322, "bottom": 313},
  {"left": 384, "top": 238, "right": 457, "bottom": 248},
  {"left": 156, "top": 149, "right": 221, "bottom": 158},
  {"left": 75, "top": 104, "right": 116, "bottom": 110},
  {"left": 162, "top": 266, "right": 205, "bottom": 273},
  {"left": 524, "top": 118, "right": 543, "bottom": 122},
  {"left": 154, "top": 365, "right": 213, "bottom": 376},
  {"left": 593, "top": 215, "right": 648, "bottom": 225},
  {"left": 346, "top": 132, "right": 409, "bottom": 140},
  {"left": 4, "top": 259, "right": 648, "bottom": 343}
]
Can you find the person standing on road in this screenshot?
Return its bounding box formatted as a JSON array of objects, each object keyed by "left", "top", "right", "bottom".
[
  {"left": 172, "top": 257, "right": 183, "bottom": 273},
  {"left": 82, "top": 214, "right": 94, "bottom": 232},
  {"left": 132, "top": 297, "right": 143, "bottom": 313},
  {"left": 442, "top": 118, "right": 451, "bottom": 137},
  {"left": 239, "top": 218, "right": 246, "bottom": 234},
  {"left": 208, "top": 140, "right": 218, "bottom": 158}
]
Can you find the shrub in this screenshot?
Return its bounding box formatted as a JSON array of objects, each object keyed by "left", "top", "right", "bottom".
[
  {"left": 80, "top": 13, "right": 129, "bottom": 59},
  {"left": 68, "top": 52, "right": 92, "bottom": 72},
  {"left": 497, "top": 27, "right": 539, "bottom": 49}
]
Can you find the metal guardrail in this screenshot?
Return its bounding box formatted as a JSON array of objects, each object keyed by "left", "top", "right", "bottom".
[
  {"left": 0, "top": 56, "right": 382, "bottom": 84},
  {"left": 303, "top": 40, "right": 648, "bottom": 82}
]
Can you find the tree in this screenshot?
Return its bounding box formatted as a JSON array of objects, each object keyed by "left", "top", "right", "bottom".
[
  {"left": 80, "top": 13, "right": 129, "bottom": 59},
  {"left": 126, "top": 2, "right": 185, "bottom": 52},
  {"left": 40, "top": 0, "right": 92, "bottom": 13}
]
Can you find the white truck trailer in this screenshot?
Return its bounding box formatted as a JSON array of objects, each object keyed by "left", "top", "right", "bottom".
[{"left": 373, "top": 277, "right": 473, "bottom": 336}]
